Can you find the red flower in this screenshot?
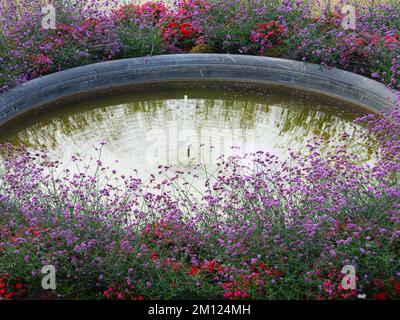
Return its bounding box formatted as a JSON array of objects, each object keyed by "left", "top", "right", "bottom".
[
  {"left": 383, "top": 35, "right": 398, "bottom": 44},
  {"left": 179, "top": 23, "right": 193, "bottom": 38},
  {"left": 5, "top": 292, "right": 15, "bottom": 299},
  {"left": 393, "top": 282, "right": 400, "bottom": 294},
  {"left": 150, "top": 252, "right": 158, "bottom": 260},
  {"left": 372, "top": 292, "right": 386, "bottom": 300},
  {"left": 188, "top": 266, "right": 200, "bottom": 277},
  {"left": 250, "top": 20, "right": 287, "bottom": 54}
]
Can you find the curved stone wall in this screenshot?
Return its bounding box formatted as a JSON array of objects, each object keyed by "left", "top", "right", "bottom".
[{"left": 0, "top": 54, "right": 397, "bottom": 126}]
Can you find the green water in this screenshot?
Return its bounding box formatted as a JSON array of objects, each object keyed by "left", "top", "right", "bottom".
[{"left": 0, "top": 82, "right": 373, "bottom": 180}]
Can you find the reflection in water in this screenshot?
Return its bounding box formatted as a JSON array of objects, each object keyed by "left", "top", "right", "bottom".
[{"left": 0, "top": 82, "right": 373, "bottom": 181}]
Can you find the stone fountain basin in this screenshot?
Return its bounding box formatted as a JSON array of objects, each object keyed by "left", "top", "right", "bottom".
[{"left": 0, "top": 54, "right": 397, "bottom": 126}]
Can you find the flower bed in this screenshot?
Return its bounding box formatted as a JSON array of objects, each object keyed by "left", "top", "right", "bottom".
[
  {"left": 0, "top": 108, "right": 399, "bottom": 300},
  {"left": 0, "top": 0, "right": 399, "bottom": 92},
  {"left": 0, "top": 0, "right": 399, "bottom": 300}
]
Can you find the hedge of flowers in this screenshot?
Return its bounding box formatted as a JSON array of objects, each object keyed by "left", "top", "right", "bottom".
[
  {"left": 0, "top": 0, "right": 399, "bottom": 92},
  {"left": 0, "top": 0, "right": 399, "bottom": 300}
]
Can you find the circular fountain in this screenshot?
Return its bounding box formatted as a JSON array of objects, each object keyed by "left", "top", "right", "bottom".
[{"left": 0, "top": 54, "right": 397, "bottom": 179}]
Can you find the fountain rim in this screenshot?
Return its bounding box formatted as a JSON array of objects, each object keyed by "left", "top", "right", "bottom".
[{"left": 0, "top": 54, "right": 397, "bottom": 126}]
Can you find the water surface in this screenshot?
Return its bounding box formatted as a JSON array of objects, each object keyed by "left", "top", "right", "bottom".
[{"left": 0, "top": 82, "right": 373, "bottom": 181}]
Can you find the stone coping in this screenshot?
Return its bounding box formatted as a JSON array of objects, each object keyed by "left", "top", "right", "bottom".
[{"left": 0, "top": 54, "right": 397, "bottom": 126}]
